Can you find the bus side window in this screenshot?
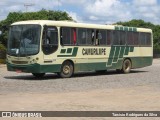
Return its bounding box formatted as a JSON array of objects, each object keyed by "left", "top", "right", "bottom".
[
  {"left": 146, "top": 33, "right": 151, "bottom": 46},
  {"left": 95, "top": 30, "right": 101, "bottom": 45},
  {"left": 99, "top": 30, "right": 107, "bottom": 46},
  {"left": 119, "top": 31, "right": 126, "bottom": 45},
  {"left": 139, "top": 32, "right": 146, "bottom": 46},
  {"left": 78, "top": 28, "right": 87, "bottom": 45},
  {"left": 107, "top": 30, "right": 112, "bottom": 45},
  {"left": 73, "top": 28, "right": 77, "bottom": 45},
  {"left": 91, "top": 30, "right": 95, "bottom": 45},
  {"left": 127, "top": 31, "right": 134, "bottom": 45},
  {"left": 113, "top": 31, "right": 120, "bottom": 45},
  {"left": 61, "top": 27, "right": 77, "bottom": 46},
  {"left": 133, "top": 32, "right": 139, "bottom": 45},
  {"left": 86, "top": 29, "right": 93, "bottom": 45}
]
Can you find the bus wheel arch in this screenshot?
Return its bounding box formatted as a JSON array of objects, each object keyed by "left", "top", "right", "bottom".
[
  {"left": 122, "top": 58, "right": 132, "bottom": 74},
  {"left": 58, "top": 60, "right": 74, "bottom": 78}
]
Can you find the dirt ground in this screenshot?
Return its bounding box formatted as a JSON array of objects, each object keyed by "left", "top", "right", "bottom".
[{"left": 0, "top": 59, "right": 160, "bottom": 120}]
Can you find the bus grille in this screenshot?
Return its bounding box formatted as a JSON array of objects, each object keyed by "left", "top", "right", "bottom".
[{"left": 12, "top": 61, "right": 28, "bottom": 64}]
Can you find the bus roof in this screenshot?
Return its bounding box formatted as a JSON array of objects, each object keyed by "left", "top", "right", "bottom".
[{"left": 11, "top": 20, "right": 152, "bottom": 33}]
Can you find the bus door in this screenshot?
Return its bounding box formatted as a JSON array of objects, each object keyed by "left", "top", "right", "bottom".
[{"left": 42, "top": 26, "right": 58, "bottom": 63}]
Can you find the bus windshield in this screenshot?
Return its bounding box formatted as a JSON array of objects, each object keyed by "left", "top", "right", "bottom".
[{"left": 8, "top": 25, "right": 41, "bottom": 56}]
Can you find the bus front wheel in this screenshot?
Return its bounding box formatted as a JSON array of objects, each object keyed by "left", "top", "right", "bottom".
[
  {"left": 59, "top": 61, "right": 74, "bottom": 78},
  {"left": 32, "top": 73, "right": 45, "bottom": 78},
  {"left": 122, "top": 59, "right": 132, "bottom": 74}
]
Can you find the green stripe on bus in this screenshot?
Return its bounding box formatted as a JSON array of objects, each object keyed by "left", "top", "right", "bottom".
[
  {"left": 72, "top": 47, "right": 78, "bottom": 56},
  {"left": 124, "top": 46, "right": 130, "bottom": 55},
  {"left": 67, "top": 48, "right": 72, "bottom": 53},
  {"left": 120, "top": 27, "right": 123, "bottom": 30},
  {"left": 115, "top": 26, "right": 137, "bottom": 32},
  {"left": 115, "top": 26, "right": 119, "bottom": 30},
  {"left": 129, "top": 27, "right": 132, "bottom": 31},
  {"left": 133, "top": 27, "right": 137, "bottom": 32},
  {"left": 60, "top": 49, "right": 66, "bottom": 54},
  {"left": 119, "top": 46, "right": 125, "bottom": 58},
  {"left": 7, "top": 57, "right": 152, "bottom": 73},
  {"left": 113, "top": 46, "right": 120, "bottom": 62},
  {"left": 130, "top": 46, "right": 134, "bottom": 52},
  {"left": 107, "top": 46, "right": 135, "bottom": 67},
  {"left": 107, "top": 46, "right": 116, "bottom": 66},
  {"left": 57, "top": 47, "right": 78, "bottom": 57},
  {"left": 124, "top": 27, "right": 128, "bottom": 31}
]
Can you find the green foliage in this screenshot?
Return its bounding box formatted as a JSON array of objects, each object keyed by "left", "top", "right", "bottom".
[
  {"left": 0, "top": 59, "right": 6, "bottom": 64},
  {"left": 0, "top": 44, "right": 6, "bottom": 51},
  {"left": 154, "top": 44, "right": 160, "bottom": 53},
  {"left": 0, "top": 9, "right": 73, "bottom": 47},
  {"left": 117, "top": 19, "right": 154, "bottom": 28},
  {"left": 0, "top": 44, "right": 6, "bottom": 64}
]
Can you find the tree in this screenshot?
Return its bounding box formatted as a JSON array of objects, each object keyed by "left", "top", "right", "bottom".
[{"left": 0, "top": 9, "right": 73, "bottom": 47}]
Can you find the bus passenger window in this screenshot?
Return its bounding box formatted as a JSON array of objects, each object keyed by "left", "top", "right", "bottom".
[
  {"left": 95, "top": 30, "right": 101, "bottom": 45},
  {"left": 99, "top": 30, "right": 107, "bottom": 46},
  {"left": 119, "top": 31, "right": 126, "bottom": 45},
  {"left": 86, "top": 29, "right": 93, "bottom": 45},
  {"left": 127, "top": 31, "right": 134, "bottom": 45},
  {"left": 78, "top": 28, "right": 86, "bottom": 45},
  {"left": 113, "top": 31, "right": 120, "bottom": 45},
  {"left": 133, "top": 32, "right": 139, "bottom": 45},
  {"left": 139, "top": 32, "right": 146, "bottom": 46},
  {"left": 107, "top": 30, "right": 112, "bottom": 45},
  {"left": 146, "top": 33, "right": 151, "bottom": 46},
  {"left": 77, "top": 28, "right": 94, "bottom": 45},
  {"left": 61, "top": 27, "right": 77, "bottom": 45},
  {"left": 73, "top": 28, "right": 77, "bottom": 45},
  {"left": 91, "top": 30, "right": 95, "bottom": 45}
]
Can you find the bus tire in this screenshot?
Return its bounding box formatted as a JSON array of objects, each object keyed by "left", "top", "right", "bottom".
[
  {"left": 122, "top": 59, "right": 132, "bottom": 74},
  {"left": 59, "top": 61, "right": 74, "bottom": 78},
  {"left": 32, "top": 73, "right": 45, "bottom": 78}
]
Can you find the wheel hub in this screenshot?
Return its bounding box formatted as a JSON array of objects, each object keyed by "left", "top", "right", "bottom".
[{"left": 63, "top": 65, "right": 70, "bottom": 74}]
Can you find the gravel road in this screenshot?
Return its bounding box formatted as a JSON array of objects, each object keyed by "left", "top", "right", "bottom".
[{"left": 0, "top": 59, "right": 160, "bottom": 120}]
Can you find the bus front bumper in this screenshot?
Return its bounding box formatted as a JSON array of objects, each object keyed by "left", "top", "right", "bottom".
[{"left": 7, "top": 62, "right": 61, "bottom": 73}]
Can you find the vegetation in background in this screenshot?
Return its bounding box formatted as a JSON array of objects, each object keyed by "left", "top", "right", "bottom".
[{"left": 0, "top": 44, "right": 6, "bottom": 64}]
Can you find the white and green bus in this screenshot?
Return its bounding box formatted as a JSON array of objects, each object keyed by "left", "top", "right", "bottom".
[{"left": 7, "top": 20, "right": 153, "bottom": 78}]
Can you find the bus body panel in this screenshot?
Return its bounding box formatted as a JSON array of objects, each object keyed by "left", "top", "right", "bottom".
[{"left": 7, "top": 20, "right": 153, "bottom": 75}]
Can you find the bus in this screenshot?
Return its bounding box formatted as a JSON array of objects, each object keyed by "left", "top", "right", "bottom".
[{"left": 7, "top": 20, "right": 153, "bottom": 78}]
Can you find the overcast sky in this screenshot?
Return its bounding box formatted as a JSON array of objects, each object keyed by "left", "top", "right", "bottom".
[{"left": 0, "top": 0, "right": 160, "bottom": 24}]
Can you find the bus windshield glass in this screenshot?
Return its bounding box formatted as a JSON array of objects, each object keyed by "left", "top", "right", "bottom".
[{"left": 8, "top": 25, "right": 41, "bottom": 56}]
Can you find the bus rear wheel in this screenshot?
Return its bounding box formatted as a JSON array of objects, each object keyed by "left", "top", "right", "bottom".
[
  {"left": 59, "top": 61, "right": 74, "bottom": 78},
  {"left": 32, "top": 73, "right": 45, "bottom": 78},
  {"left": 122, "top": 59, "right": 132, "bottom": 74}
]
